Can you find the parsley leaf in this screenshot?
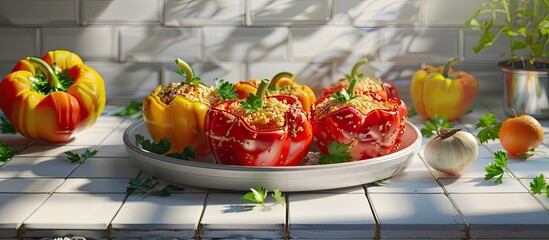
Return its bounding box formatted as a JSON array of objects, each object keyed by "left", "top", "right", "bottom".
[
  {"left": 271, "top": 188, "right": 285, "bottom": 204},
  {"left": 420, "top": 114, "right": 453, "bottom": 138},
  {"left": 475, "top": 113, "right": 502, "bottom": 143},
  {"left": 126, "top": 176, "right": 183, "bottom": 199},
  {"left": 0, "top": 115, "right": 16, "bottom": 134},
  {"left": 484, "top": 151, "right": 508, "bottom": 184},
  {"left": 64, "top": 149, "right": 98, "bottom": 163},
  {"left": 319, "top": 141, "right": 353, "bottom": 164},
  {"left": 242, "top": 186, "right": 268, "bottom": 205},
  {"left": 530, "top": 174, "right": 547, "bottom": 195},
  {"left": 0, "top": 141, "right": 18, "bottom": 163},
  {"left": 240, "top": 93, "right": 263, "bottom": 112},
  {"left": 330, "top": 88, "right": 355, "bottom": 101},
  {"left": 216, "top": 79, "right": 238, "bottom": 100},
  {"left": 175, "top": 68, "right": 204, "bottom": 85},
  {"left": 134, "top": 134, "right": 196, "bottom": 160},
  {"left": 112, "top": 100, "right": 142, "bottom": 117}
]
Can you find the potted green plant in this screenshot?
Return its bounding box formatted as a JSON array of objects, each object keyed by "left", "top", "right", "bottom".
[{"left": 466, "top": 0, "right": 549, "bottom": 118}]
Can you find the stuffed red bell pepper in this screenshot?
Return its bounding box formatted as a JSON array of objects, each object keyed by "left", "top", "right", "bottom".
[
  {"left": 312, "top": 79, "right": 407, "bottom": 161},
  {"left": 0, "top": 50, "right": 106, "bottom": 142},
  {"left": 205, "top": 80, "right": 313, "bottom": 166},
  {"left": 321, "top": 58, "right": 398, "bottom": 99}
]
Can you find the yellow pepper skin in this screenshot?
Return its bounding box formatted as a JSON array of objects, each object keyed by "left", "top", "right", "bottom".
[
  {"left": 0, "top": 50, "right": 106, "bottom": 142},
  {"left": 411, "top": 58, "right": 478, "bottom": 121},
  {"left": 142, "top": 59, "right": 211, "bottom": 154}
]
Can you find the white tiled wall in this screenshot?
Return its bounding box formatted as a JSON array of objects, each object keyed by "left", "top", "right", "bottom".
[{"left": 0, "top": 0, "right": 506, "bottom": 101}]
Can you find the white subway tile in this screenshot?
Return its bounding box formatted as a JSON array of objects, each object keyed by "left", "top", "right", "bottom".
[
  {"left": 163, "top": 62, "right": 245, "bottom": 85},
  {"left": 379, "top": 28, "right": 459, "bottom": 63},
  {"left": 334, "top": 0, "right": 421, "bottom": 27},
  {"left": 246, "top": 62, "right": 332, "bottom": 96},
  {"left": 120, "top": 27, "right": 201, "bottom": 63},
  {"left": 86, "top": 61, "right": 161, "bottom": 100},
  {"left": 247, "top": 0, "right": 331, "bottom": 26},
  {"left": 0, "top": 0, "right": 77, "bottom": 25},
  {"left": 203, "top": 27, "right": 288, "bottom": 61},
  {"left": 290, "top": 27, "right": 380, "bottom": 62},
  {"left": 41, "top": 27, "right": 116, "bottom": 60},
  {"left": 164, "top": 0, "right": 244, "bottom": 26},
  {"left": 0, "top": 28, "right": 38, "bottom": 61},
  {"left": 425, "top": 0, "right": 506, "bottom": 27},
  {"left": 82, "top": 0, "right": 163, "bottom": 25}
]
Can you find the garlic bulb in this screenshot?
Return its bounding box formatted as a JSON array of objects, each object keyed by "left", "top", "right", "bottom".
[{"left": 424, "top": 128, "right": 478, "bottom": 176}]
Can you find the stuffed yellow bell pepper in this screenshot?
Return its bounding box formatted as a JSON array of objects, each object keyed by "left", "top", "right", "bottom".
[
  {"left": 142, "top": 59, "right": 237, "bottom": 154},
  {"left": 233, "top": 72, "right": 316, "bottom": 112},
  {"left": 411, "top": 58, "right": 478, "bottom": 121},
  {"left": 0, "top": 50, "right": 106, "bottom": 142}
]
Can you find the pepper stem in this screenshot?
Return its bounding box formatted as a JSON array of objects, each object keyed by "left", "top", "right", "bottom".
[
  {"left": 348, "top": 79, "right": 358, "bottom": 98},
  {"left": 256, "top": 79, "right": 270, "bottom": 100},
  {"left": 174, "top": 58, "right": 194, "bottom": 84},
  {"left": 350, "top": 58, "right": 368, "bottom": 77},
  {"left": 442, "top": 58, "right": 459, "bottom": 78},
  {"left": 437, "top": 128, "right": 461, "bottom": 140},
  {"left": 29, "top": 57, "right": 62, "bottom": 91}
]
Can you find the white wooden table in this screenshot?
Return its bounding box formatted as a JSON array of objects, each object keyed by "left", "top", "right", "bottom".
[{"left": 1, "top": 94, "right": 548, "bottom": 240}]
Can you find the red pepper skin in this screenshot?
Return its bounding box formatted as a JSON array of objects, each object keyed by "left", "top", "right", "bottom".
[
  {"left": 311, "top": 92, "right": 407, "bottom": 160},
  {"left": 205, "top": 95, "right": 313, "bottom": 166}
]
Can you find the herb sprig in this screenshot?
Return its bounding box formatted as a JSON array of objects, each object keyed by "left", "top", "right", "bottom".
[
  {"left": 126, "top": 176, "right": 183, "bottom": 198},
  {"left": 331, "top": 79, "right": 358, "bottom": 102},
  {"left": 318, "top": 141, "right": 353, "bottom": 164},
  {"left": 0, "top": 140, "right": 18, "bottom": 163},
  {"left": 420, "top": 114, "right": 453, "bottom": 138},
  {"left": 0, "top": 115, "right": 16, "bottom": 134},
  {"left": 112, "top": 100, "right": 142, "bottom": 117},
  {"left": 64, "top": 149, "right": 98, "bottom": 163},
  {"left": 242, "top": 186, "right": 285, "bottom": 205},
  {"left": 530, "top": 174, "right": 549, "bottom": 198},
  {"left": 485, "top": 151, "right": 509, "bottom": 184},
  {"left": 135, "top": 134, "right": 196, "bottom": 160},
  {"left": 475, "top": 113, "right": 501, "bottom": 144},
  {"left": 240, "top": 79, "right": 269, "bottom": 113},
  {"left": 216, "top": 79, "right": 238, "bottom": 100}
]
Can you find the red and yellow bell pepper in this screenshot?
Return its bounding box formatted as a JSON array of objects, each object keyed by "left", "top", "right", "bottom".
[
  {"left": 233, "top": 72, "right": 317, "bottom": 112},
  {"left": 411, "top": 58, "right": 479, "bottom": 121},
  {"left": 321, "top": 59, "right": 399, "bottom": 99},
  {"left": 206, "top": 80, "right": 313, "bottom": 166},
  {"left": 0, "top": 50, "right": 106, "bottom": 142}
]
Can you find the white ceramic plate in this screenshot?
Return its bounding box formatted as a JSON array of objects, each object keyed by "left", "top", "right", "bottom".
[{"left": 123, "top": 120, "right": 422, "bottom": 192}]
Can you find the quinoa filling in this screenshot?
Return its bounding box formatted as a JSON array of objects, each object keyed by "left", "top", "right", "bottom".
[
  {"left": 157, "top": 82, "right": 222, "bottom": 106},
  {"left": 313, "top": 94, "right": 392, "bottom": 121},
  {"left": 225, "top": 97, "right": 291, "bottom": 130}
]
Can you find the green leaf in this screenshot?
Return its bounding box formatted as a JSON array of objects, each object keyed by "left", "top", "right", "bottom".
[
  {"left": 166, "top": 146, "right": 197, "bottom": 160},
  {"left": 242, "top": 186, "right": 268, "bottom": 205},
  {"left": 473, "top": 31, "right": 494, "bottom": 54},
  {"left": 319, "top": 141, "right": 353, "bottom": 164},
  {"left": 475, "top": 113, "right": 501, "bottom": 143},
  {"left": 420, "top": 115, "right": 453, "bottom": 138},
  {"left": 271, "top": 188, "right": 285, "bottom": 204},
  {"left": 112, "top": 100, "right": 142, "bottom": 117},
  {"left": 485, "top": 151, "right": 508, "bottom": 184},
  {"left": 240, "top": 92, "right": 263, "bottom": 113},
  {"left": 175, "top": 68, "right": 204, "bottom": 85},
  {"left": 0, "top": 141, "right": 18, "bottom": 163},
  {"left": 511, "top": 40, "right": 527, "bottom": 51},
  {"left": 215, "top": 79, "right": 238, "bottom": 100},
  {"left": 0, "top": 115, "right": 16, "bottom": 134},
  {"left": 330, "top": 88, "right": 354, "bottom": 102},
  {"left": 134, "top": 134, "right": 196, "bottom": 160},
  {"left": 126, "top": 176, "right": 183, "bottom": 198},
  {"left": 530, "top": 174, "right": 547, "bottom": 194},
  {"left": 64, "top": 149, "right": 98, "bottom": 163}
]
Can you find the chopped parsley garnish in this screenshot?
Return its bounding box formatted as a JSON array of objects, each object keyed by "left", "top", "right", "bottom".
[{"left": 319, "top": 141, "right": 353, "bottom": 164}]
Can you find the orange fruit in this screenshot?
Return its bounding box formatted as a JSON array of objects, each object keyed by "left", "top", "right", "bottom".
[{"left": 499, "top": 114, "right": 544, "bottom": 156}]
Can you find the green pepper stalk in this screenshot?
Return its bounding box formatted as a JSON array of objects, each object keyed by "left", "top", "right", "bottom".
[
  {"left": 441, "top": 57, "right": 459, "bottom": 78},
  {"left": 29, "top": 57, "right": 62, "bottom": 91},
  {"left": 174, "top": 58, "right": 199, "bottom": 84},
  {"left": 331, "top": 79, "right": 358, "bottom": 102}
]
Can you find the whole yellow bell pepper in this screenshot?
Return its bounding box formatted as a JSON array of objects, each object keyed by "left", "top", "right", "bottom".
[
  {"left": 411, "top": 58, "right": 479, "bottom": 121},
  {"left": 0, "top": 50, "right": 106, "bottom": 142},
  {"left": 142, "top": 59, "right": 235, "bottom": 154}
]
